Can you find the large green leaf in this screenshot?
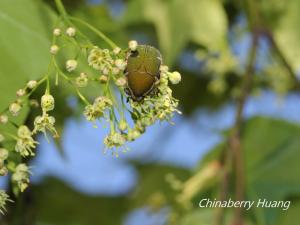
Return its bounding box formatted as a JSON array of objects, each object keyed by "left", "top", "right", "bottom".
[
  {"left": 0, "top": 0, "right": 55, "bottom": 110},
  {"left": 124, "top": 0, "right": 228, "bottom": 65}
]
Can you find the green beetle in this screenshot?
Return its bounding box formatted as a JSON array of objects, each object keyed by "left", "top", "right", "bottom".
[{"left": 124, "top": 45, "right": 162, "bottom": 101}]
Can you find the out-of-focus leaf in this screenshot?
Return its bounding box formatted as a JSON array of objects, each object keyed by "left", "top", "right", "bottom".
[
  {"left": 276, "top": 200, "right": 300, "bottom": 225},
  {"left": 33, "top": 177, "right": 128, "bottom": 225},
  {"left": 260, "top": 0, "right": 300, "bottom": 71},
  {"left": 0, "top": 0, "right": 56, "bottom": 110},
  {"left": 124, "top": 0, "right": 228, "bottom": 65},
  {"left": 199, "top": 117, "right": 300, "bottom": 225}
]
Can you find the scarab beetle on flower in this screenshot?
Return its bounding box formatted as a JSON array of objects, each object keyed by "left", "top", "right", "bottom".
[{"left": 124, "top": 45, "right": 162, "bottom": 101}]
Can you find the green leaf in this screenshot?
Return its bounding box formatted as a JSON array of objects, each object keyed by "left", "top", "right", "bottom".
[
  {"left": 124, "top": 0, "right": 228, "bottom": 65},
  {"left": 0, "top": 0, "right": 56, "bottom": 111}
]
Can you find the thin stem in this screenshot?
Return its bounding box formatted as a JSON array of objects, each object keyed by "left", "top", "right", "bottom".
[{"left": 69, "top": 17, "right": 118, "bottom": 49}]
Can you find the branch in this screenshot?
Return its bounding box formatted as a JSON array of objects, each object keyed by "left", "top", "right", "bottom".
[
  {"left": 264, "top": 31, "right": 300, "bottom": 89},
  {"left": 231, "top": 32, "right": 259, "bottom": 225}
]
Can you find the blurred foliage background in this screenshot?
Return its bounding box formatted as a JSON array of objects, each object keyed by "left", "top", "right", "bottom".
[{"left": 0, "top": 0, "right": 300, "bottom": 225}]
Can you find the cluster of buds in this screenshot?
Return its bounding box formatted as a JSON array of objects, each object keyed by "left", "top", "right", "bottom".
[
  {"left": 0, "top": 148, "right": 9, "bottom": 176},
  {"left": 11, "top": 164, "right": 31, "bottom": 192},
  {"left": 84, "top": 96, "right": 113, "bottom": 122},
  {"left": 88, "top": 47, "right": 126, "bottom": 83}
]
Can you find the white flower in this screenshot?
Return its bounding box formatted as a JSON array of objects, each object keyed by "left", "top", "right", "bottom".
[
  {"left": 53, "top": 28, "right": 61, "bottom": 36},
  {"left": 33, "top": 114, "right": 58, "bottom": 137},
  {"left": 104, "top": 132, "right": 126, "bottom": 148},
  {"left": 41, "top": 94, "right": 55, "bottom": 112},
  {"left": 50, "top": 45, "right": 59, "bottom": 55},
  {"left": 9, "top": 103, "right": 21, "bottom": 116},
  {"left": 66, "top": 27, "right": 76, "bottom": 37},
  {"left": 168, "top": 71, "right": 181, "bottom": 84},
  {"left": 27, "top": 80, "right": 37, "bottom": 89},
  {"left": 128, "top": 40, "right": 138, "bottom": 51},
  {"left": 12, "top": 164, "right": 31, "bottom": 192},
  {"left": 66, "top": 59, "right": 78, "bottom": 72},
  {"left": 0, "top": 115, "right": 8, "bottom": 124},
  {"left": 15, "top": 126, "right": 37, "bottom": 157}
]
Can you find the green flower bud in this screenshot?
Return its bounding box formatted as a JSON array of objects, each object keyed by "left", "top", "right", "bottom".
[
  {"left": 66, "top": 27, "right": 76, "bottom": 37},
  {"left": 66, "top": 59, "right": 78, "bottom": 72},
  {"left": 41, "top": 94, "right": 55, "bottom": 112},
  {"left": 128, "top": 40, "right": 138, "bottom": 51},
  {"left": 168, "top": 71, "right": 181, "bottom": 84},
  {"left": 9, "top": 102, "right": 21, "bottom": 116}
]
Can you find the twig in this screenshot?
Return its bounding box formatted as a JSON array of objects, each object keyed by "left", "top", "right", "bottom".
[
  {"left": 264, "top": 30, "right": 300, "bottom": 89},
  {"left": 231, "top": 31, "right": 258, "bottom": 225}
]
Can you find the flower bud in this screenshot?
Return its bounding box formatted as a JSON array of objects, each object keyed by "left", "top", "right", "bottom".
[
  {"left": 66, "top": 27, "right": 76, "bottom": 37},
  {"left": 16, "top": 89, "right": 25, "bottom": 97},
  {"left": 99, "top": 75, "right": 108, "bottom": 84},
  {"left": 118, "top": 120, "right": 128, "bottom": 131},
  {"left": 168, "top": 71, "right": 181, "bottom": 84},
  {"left": 113, "top": 47, "right": 121, "bottom": 55},
  {"left": 75, "top": 73, "right": 88, "bottom": 88},
  {"left": 17, "top": 125, "right": 31, "bottom": 138},
  {"left": 9, "top": 102, "right": 21, "bottom": 116},
  {"left": 50, "top": 45, "right": 59, "bottom": 55},
  {"left": 0, "top": 115, "right": 8, "bottom": 124},
  {"left": 41, "top": 94, "right": 55, "bottom": 112},
  {"left": 27, "top": 80, "right": 37, "bottom": 89},
  {"left": 115, "top": 77, "right": 127, "bottom": 87},
  {"left": 29, "top": 99, "right": 39, "bottom": 108},
  {"left": 128, "top": 40, "right": 138, "bottom": 51},
  {"left": 115, "top": 59, "right": 126, "bottom": 70},
  {"left": 0, "top": 148, "right": 8, "bottom": 161},
  {"left": 66, "top": 59, "right": 78, "bottom": 72},
  {"left": 0, "top": 134, "right": 4, "bottom": 143},
  {"left": 53, "top": 28, "right": 61, "bottom": 36},
  {"left": 0, "top": 167, "right": 8, "bottom": 176}
]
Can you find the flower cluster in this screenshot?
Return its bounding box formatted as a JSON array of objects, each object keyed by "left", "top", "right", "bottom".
[
  {"left": 84, "top": 96, "right": 113, "bottom": 122},
  {"left": 15, "top": 125, "right": 38, "bottom": 157},
  {"left": 0, "top": 190, "right": 11, "bottom": 214},
  {"left": 11, "top": 164, "right": 31, "bottom": 192},
  {"left": 85, "top": 41, "right": 182, "bottom": 154},
  {"left": 0, "top": 10, "right": 182, "bottom": 209}
]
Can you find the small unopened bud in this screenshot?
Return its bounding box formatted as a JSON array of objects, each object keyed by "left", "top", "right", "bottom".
[
  {"left": 168, "top": 71, "right": 181, "bottom": 84},
  {"left": 16, "top": 89, "right": 26, "bottom": 97},
  {"left": 66, "top": 59, "right": 78, "bottom": 72},
  {"left": 99, "top": 75, "right": 108, "bottom": 84},
  {"left": 113, "top": 47, "right": 121, "bottom": 55},
  {"left": 160, "top": 65, "right": 169, "bottom": 73},
  {"left": 41, "top": 94, "right": 55, "bottom": 112},
  {"left": 115, "top": 59, "right": 126, "bottom": 70},
  {"left": 66, "top": 27, "right": 76, "bottom": 37},
  {"left": 119, "top": 120, "right": 128, "bottom": 131},
  {"left": 17, "top": 125, "right": 31, "bottom": 138},
  {"left": 0, "top": 115, "right": 8, "bottom": 124},
  {"left": 9, "top": 103, "right": 21, "bottom": 116},
  {"left": 50, "top": 45, "right": 59, "bottom": 55},
  {"left": 75, "top": 73, "right": 88, "bottom": 88},
  {"left": 53, "top": 28, "right": 61, "bottom": 36},
  {"left": 128, "top": 40, "right": 138, "bottom": 51},
  {"left": 0, "top": 148, "right": 9, "bottom": 161},
  {"left": 27, "top": 80, "right": 37, "bottom": 89},
  {"left": 115, "top": 77, "right": 127, "bottom": 87},
  {"left": 29, "top": 99, "right": 39, "bottom": 108}
]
